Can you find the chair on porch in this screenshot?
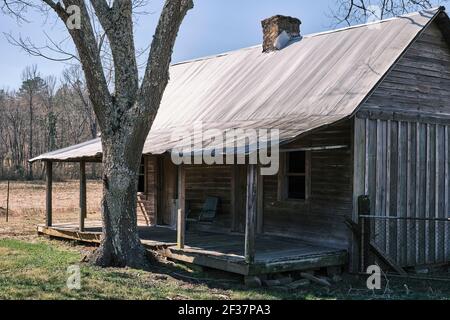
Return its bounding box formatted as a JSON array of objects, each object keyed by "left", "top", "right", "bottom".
[{"left": 186, "top": 196, "right": 219, "bottom": 228}]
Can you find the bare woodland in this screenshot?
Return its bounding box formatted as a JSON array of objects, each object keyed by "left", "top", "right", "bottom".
[{"left": 0, "top": 64, "right": 99, "bottom": 180}]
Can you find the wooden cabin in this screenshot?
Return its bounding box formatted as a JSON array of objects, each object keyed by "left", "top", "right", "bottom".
[{"left": 31, "top": 8, "right": 450, "bottom": 277}]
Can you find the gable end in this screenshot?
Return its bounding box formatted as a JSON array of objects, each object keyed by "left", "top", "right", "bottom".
[{"left": 359, "top": 18, "right": 450, "bottom": 122}]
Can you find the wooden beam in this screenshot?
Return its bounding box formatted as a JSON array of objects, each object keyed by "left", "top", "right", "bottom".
[
  {"left": 277, "top": 153, "right": 286, "bottom": 201},
  {"left": 358, "top": 195, "right": 371, "bottom": 272},
  {"left": 248, "top": 252, "right": 348, "bottom": 276},
  {"left": 357, "top": 108, "right": 450, "bottom": 126},
  {"left": 231, "top": 165, "right": 238, "bottom": 232},
  {"left": 245, "top": 164, "right": 258, "bottom": 264},
  {"left": 37, "top": 225, "right": 101, "bottom": 244},
  {"left": 167, "top": 247, "right": 250, "bottom": 275},
  {"left": 256, "top": 170, "right": 264, "bottom": 234},
  {"left": 156, "top": 156, "right": 164, "bottom": 225},
  {"left": 45, "top": 161, "right": 53, "bottom": 227},
  {"left": 79, "top": 161, "right": 86, "bottom": 232},
  {"left": 370, "top": 242, "right": 407, "bottom": 275},
  {"left": 351, "top": 117, "right": 366, "bottom": 273},
  {"left": 280, "top": 145, "right": 349, "bottom": 152},
  {"left": 177, "top": 165, "right": 186, "bottom": 249}
]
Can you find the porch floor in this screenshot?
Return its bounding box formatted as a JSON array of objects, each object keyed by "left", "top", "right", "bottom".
[{"left": 37, "top": 221, "right": 348, "bottom": 276}]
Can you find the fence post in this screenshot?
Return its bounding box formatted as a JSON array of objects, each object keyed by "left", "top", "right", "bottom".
[
  {"left": 6, "top": 180, "right": 10, "bottom": 222},
  {"left": 45, "top": 161, "right": 53, "bottom": 227},
  {"left": 79, "top": 161, "right": 86, "bottom": 232},
  {"left": 358, "top": 195, "right": 371, "bottom": 272}
]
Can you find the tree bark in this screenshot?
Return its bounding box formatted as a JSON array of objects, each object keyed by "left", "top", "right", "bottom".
[{"left": 90, "top": 133, "right": 147, "bottom": 268}]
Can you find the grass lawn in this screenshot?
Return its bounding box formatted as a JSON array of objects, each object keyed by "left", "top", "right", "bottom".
[
  {"left": 0, "top": 181, "right": 449, "bottom": 300},
  {"left": 0, "top": 238, "right": 298, "bottom": 300},
  {"left": 0, "top": 238, "right": 449, "bottom": 300}
]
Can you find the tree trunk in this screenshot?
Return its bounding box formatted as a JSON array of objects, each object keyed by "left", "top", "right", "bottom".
[
  {"left": 90, "top": 134, "right": 147, "bottom": 268},
  {"left": 37, "top": 0, "right": 194, "bottom": 268},
  {"left": 48, "top": 110, "right": 57, "bottom": 151},
  {"left": 28, "top": 96, "right": 33, "bottom": 180}
]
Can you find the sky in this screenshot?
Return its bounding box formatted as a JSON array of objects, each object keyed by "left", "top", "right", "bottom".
[{"left": 0, "top": 0, "right": 340, "bottom": 89}]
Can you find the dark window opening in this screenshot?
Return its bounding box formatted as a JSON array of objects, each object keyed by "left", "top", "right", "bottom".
[
  {"left": 286, "top": 151, "right": 307, "bottom": 200},
  {"left": 138, "top": 158, "right": 145, "bottom": 193},
  {"left": 288, "top": 176, "right": 306, "bottom": 199}
]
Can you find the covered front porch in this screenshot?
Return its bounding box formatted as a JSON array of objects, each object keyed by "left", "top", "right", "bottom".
[
  {"left": 33, "top": 121, "right": 353, "bottom": 277},
  {"left": 37, "top": 221, "right": 347, "bottom": 276}
]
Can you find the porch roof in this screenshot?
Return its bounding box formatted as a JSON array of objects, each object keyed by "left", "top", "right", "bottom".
[{"left": 30, "top": 8, "right": 444, "bottom": 162}]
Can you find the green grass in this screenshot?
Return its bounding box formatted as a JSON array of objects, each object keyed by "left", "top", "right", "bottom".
[
  {"left": 0, "top": 239, "right": 449, "bottom": 300},
  {"left": 0, "top": 239, "right": 285, "bottom": 300}
]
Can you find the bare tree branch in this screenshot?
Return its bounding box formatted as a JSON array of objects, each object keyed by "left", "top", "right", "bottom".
[
  {"left": 40, "top": 0, "right": 112, "bottom": 128},
  {"left": 331, "top": 0, "right": 442, "bottom": 26},
  {"left": 139, "top": 0, "right": 193, "bottom": 117}
]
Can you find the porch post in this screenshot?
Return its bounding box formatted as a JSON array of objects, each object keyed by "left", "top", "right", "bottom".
[
  {"left": 256, "top": 171, "right": 264, "bottom": 234},
  {"left": 177, "top": 165, "right": 186, "bottom": 249},
  {"left": 230, "top": 165, "right": 238, "bottom": 232},
  {"left": 245, "top": 164, "right": 258, "bottom": 264},
  {"left": 45, "top": 161, "right": 53, "bottom": 227},
  {"left": 79, "top": 161, "right": 86, "bottom": 232}
]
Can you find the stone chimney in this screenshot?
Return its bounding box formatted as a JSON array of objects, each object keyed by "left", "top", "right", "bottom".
[{"left": 261, "top": 15, "right": 301, "bottom": 52}]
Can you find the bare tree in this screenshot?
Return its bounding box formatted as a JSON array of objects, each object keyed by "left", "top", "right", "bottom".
[
  {"left": 3, "top": 91, "right": 27, "bottom": 176},
  {"left": 332, "top": 0, "right": 445, "bottom": 25},
  {"left": 0, "top": 90, "right": 7, "bottom": 177},
  {"left": 62, "top": 65, "right": 98, "bottom": 139},
  {"left": 42, "top": 76, "right": 58, "bottom": 151},
  {"left": 2, "top": 0, "right": 193, "bottom": 268},
  {"left": 19, "top": 65, "right": 45, "bottom": 180}
]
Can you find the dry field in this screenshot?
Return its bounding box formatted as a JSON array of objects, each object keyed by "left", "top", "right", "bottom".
[{"left": 0, "top": 180, "right": 102, "bottom": 240}]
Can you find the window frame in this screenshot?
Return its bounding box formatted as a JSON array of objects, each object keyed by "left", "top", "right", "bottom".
[{"left": 277, "top": 151, "right": 311, "bottom": 202}]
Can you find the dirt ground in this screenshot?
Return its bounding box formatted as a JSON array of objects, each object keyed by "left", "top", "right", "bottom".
[{"left": 0, "top": 180, "right": 102, "bottom": 240}]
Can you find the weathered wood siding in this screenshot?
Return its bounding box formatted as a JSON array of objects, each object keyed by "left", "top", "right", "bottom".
[
  {"left": 354, "top": 22, "right": 450, "bottom": 267},
  {"left": 137, "top": 155, "right": 158, "bottom": 226},
  {"left": 263, "top": 121, "right": 353, "bottom": 249},
  {"left": 354, "top": 118, "right": 450, "bottom": 266},
  {"left": 159, "top": 155, "right": 178, "bottom": 226},
  {"left": 185, "top": 165, "right": 232, "bottom": 230},
  {"left": 363, "top": 21, "right": 450, "bottom": 116}
]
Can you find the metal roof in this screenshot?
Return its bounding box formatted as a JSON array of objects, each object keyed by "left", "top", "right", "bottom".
[{"left": 30, "top": 8, "right": 443, "bottom": 162}]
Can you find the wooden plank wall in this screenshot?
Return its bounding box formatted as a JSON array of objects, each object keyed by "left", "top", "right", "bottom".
[
  {"left": 353, "top": 118, "right": 450, "bottom": 267},
  {"left": 263, "top": 121, "right": 353, "bottom": 249},
  {"left": 354, "top": 21, "right": 450, "bottom": 267},
  {"left": 184, "top": 164, "right": 232, "bottom": 230},
  {"left": 363, "top": 22, "right": 450, "bottom": 116},
  {"left": 160, "top": 155, "right": 178, "bottom": 226}
]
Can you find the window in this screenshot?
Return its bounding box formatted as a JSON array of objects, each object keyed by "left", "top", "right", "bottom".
[
  {"left": 138, "top": 158, "right": 146, "bottom": 193},
  {"left": 279, "top": 151, "right": 309, "bottom": 201}
]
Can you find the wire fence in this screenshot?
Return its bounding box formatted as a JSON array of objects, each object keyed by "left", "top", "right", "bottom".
[{"left": 360, "top": 215, "right": 450, "bottom": 270}]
